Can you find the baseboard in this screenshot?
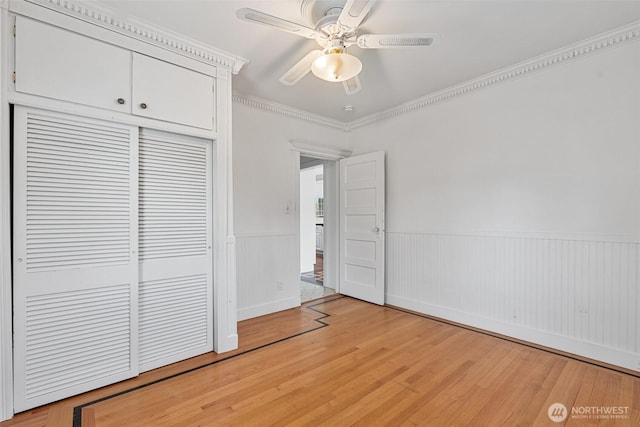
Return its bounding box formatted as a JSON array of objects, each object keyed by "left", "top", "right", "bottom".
[
  {"left": 386, "top": 295, "right": 640, "bottom": 373},
  {"left": 237, "top": 297, "right": 300, "bottom": 321}
]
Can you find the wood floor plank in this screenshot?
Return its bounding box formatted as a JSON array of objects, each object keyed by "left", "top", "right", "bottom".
[{"left": 1, "top": 296, "right": 639, "bottom": 426}]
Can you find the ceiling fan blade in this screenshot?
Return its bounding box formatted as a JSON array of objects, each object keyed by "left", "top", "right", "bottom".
[
  {"left": 337, "top": 0, "right": 377, "bottom": 31},
  {"left": 343, "top": 75, "right": 362, "bottom": 95},
  {"left": 357, "top": 33, "right": 438, "bottom": 49},
  {"left": 280, "top": 50, "right": 323, "bottom": 85},
  {"left": 236, "top": 8, "right": 319, "bottom": 39}
]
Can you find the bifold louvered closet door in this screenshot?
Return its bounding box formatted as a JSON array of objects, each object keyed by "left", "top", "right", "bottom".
[
  {"left": 13, "top": 107, "right": 214, "bottom": 411},
  {"left": 138, "top": 129, "right": 213, "bottom": 372},
  {"left": 12, "top": 107, "right": 139, "bottom": 411}
]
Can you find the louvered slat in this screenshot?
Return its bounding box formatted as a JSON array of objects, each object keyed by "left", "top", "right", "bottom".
[
  {"left": 138, "top": 129, "right": 212, "bottom": 372},
  {"left": 139, "top": 130, "right": 208, "bottom": 260},
  {"left": 139, "top": 275, "right": 208, "bottom": 367},
  {"left": 13, "top": 107, "right": 138, "bottom": 412},
  {"left": 24, "top": 285, "right": 131, "bottom": 399},
  {"left": 24, "top": 112, "right": 132, "bottom": 271}
]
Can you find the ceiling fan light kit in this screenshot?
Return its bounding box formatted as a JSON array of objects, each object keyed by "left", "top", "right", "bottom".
[
  {"left": 237, "top": 0, "right": 438, "bottom": 94},
  {"left": 312, "top": 41, "right": 362, "bottom": 82}
]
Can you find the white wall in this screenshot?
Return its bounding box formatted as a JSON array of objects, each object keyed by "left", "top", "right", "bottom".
[
  {"left": 233, "top": 101, "right": 347, "bottom": 320},
  {"left": 349, "top": 40, "right": 640, "bottom": 370}
]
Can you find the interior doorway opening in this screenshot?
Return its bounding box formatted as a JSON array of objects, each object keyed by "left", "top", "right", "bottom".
[{"left": 300, "top": 156, "right": 336, "bottom": 302}]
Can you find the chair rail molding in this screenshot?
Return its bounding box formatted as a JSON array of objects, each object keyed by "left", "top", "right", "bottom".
[{"left": 14, "top": 0, "right": 248, "bottom": 74}]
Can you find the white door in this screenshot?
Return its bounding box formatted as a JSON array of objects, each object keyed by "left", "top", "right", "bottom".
[
  {"left": 339, "top": 151, "right": 385, "bottom": 305},
  {"left": 138, "top": 129, "right": 213, "bottom": 372},
  {"left": 12, "top": 107, "right": 139, "bottom": 411}
]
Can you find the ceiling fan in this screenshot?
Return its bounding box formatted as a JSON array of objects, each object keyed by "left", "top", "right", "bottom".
[{"left": 236, "top": 0, "right": 437, "bottom": 95}]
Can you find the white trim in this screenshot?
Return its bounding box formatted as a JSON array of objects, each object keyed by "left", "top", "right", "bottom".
[
  {"left": 386, "top": 230, "right": 640, "bottom": 245},
  {"left": 237, "top": 297, "right": 300, "bottom": 322},
  {"left": 234, "top": 232, "right": 297, "bottom": 239},
  {"left": 13, "top": 0, "right": 248, "bottom": 73},
  {"left": 387, "top": 295, "right": 640, "bottom": 373},
  {"left": 232, "top": 92, "right": 347, "bottom": 131},
  {"left": 290, "top": 145, "right": 341, "bottom": 293},
  {"left": 291, "top": 149, "right": 302, "bottom": 308},
  {"left": 289, "top": 140, "right": 352, "bottom": 160},
  {"left": 321, "top": 160, "right": 339, "bottom": 290},
  {"left": 213, "top": 68, "right": 238, "bottom": 353},
  {"left": 0, "top": 6, "right": 12, "bottom": 422},
  {"left": 8, "top": 92, "right": 218, "bottom": 140}
]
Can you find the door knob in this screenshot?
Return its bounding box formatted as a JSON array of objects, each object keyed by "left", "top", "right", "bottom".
[
  {"left": 140, "top": 102, "right": 148, "bottom": 109},
  {"left": 372, "top": 227, "right": 380, "bottom": 233}
]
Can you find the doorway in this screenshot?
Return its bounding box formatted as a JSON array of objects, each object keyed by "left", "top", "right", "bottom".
[{"left": 300, "top": 156, "right": 336, "bottom": 302}]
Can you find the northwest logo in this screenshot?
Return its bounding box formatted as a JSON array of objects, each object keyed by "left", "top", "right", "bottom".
[{"left": 548, "top": 403, "right": 568, "bottom": 423}]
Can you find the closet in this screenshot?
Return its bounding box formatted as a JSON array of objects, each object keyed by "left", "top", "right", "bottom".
[{"left": 5, "top": 3, "right": 240, "bottom": 413}]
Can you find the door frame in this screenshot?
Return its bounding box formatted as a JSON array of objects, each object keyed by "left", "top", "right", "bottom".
[
  {"left": 290, "top": 141, "right": 351, "bottom": 295},
  {"left": 0, "top": 6, "right": 13, "bottom": 421}
]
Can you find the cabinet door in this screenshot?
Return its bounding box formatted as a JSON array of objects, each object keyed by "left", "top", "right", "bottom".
[
  {"left": 15, "top": 17, "right": 131, "bottom": 113},
  {"left": 132, "top": 53, "right": 215, "bottom": 130}
]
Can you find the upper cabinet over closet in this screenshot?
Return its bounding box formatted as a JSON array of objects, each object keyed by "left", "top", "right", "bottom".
[
  {"left": 132, "top": 53, "right": 214, "bottom": 130},
  {"left": 14, "top": 16, "right": 215, "bottom": 131},
  {"left": 15, "top": 16, "right": 130, "bottom": 114}
]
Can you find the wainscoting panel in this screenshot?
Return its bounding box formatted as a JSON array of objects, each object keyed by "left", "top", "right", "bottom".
[
  {"left": 386, "top": 232, "right": 640, "bottom": 371},
  {"left": 236, "top": 234, "right": 299, "bottom": 321}
]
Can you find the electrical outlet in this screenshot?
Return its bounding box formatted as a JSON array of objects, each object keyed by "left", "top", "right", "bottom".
[{"left": 277, "top": 281, "right": 283, "bottom": 291}]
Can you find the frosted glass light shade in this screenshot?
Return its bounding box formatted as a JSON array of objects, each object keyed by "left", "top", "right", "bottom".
[{"left": 311, "top": 52, "right": 362, "bottom": 82}]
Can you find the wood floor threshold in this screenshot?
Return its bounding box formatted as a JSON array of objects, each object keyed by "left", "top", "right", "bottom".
[
  {"left": 71, "top": 295, "right": 345, "bottom": 427},
  {"left": 386, "top": 303, "right": 640, "bottom": 379}
]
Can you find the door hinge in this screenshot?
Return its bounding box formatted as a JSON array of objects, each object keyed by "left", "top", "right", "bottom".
[
  {"left": 212, "top": 116, "right": 215, "bottom": 127},
  {"left": 12, "top": 72, "right": 16, "bottom": 83},
  {"left": 12, "top": 25, "right": 16, "bottom": 37},
  {"left": 212, "top": 84, "right": 215, "bottom": 94}
]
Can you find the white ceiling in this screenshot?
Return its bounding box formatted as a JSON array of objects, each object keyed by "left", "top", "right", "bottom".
[{"left": 99, "top": 0, "right": 640, "bottom": 121}]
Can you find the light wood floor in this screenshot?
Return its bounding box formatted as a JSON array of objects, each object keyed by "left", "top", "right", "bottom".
[{"left": 2, "top": 296, "right": 639, "bottom": 426}]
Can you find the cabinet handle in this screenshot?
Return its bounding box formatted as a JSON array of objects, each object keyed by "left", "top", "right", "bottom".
[
  {"left": 140, "top": 103, "right": 148, "bottom": 109},
  {"left": 117, "top": 98, "right": 125, "bottom": 105}
]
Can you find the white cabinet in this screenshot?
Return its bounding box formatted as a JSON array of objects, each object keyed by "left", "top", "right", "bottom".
[
  {"left": 15, "top": 17, "right": 215, "bottom": 130},
  {"left": 133, "top": 54, "right": 214, "bottom": 130},
  {"left": 15, "top": 16, "right": 131, "bottom": 113}
]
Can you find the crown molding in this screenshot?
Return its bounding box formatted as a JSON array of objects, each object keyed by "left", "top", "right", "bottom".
[
  {"left": 232, "top": 20, "right": 640, "bottom": 132},
  {"left": 232, "top": 92, "right": 347, "bottom": 131},
  {"left": 19, "top": 0, "right": 248, "bottom": 74},
  {"left": 349, "top": 20, "right": 640, "bottom": 130}
]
